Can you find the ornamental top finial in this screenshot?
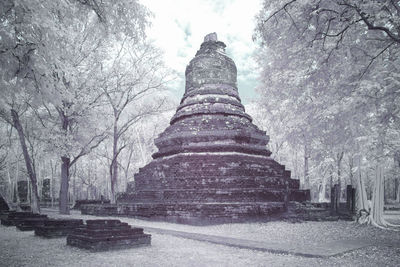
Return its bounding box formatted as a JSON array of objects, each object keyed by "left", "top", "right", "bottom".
[{"left": 204, "top": 32, "right": 218, "bottom": 42}]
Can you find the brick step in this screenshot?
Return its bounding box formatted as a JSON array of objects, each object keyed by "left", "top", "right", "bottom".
[
  {"left": 16, "top": 217, "right": 49, "bottom": 231},
  {"left": 80, "top": 205, "right": 118, "bottom": 216},
  {"left": 72, "top": 228, "right": 143, "bottom": 237},
  {"left": 1, "top": 212, "right": 47, "bottom": 226},
  {"left": 42, "top": 219, "right": 83, "bottom": 227},
  {"left": 66, "top": 219, "right": 151, "bottom": 251},
  {"left": 35, "top": 219, "right": 84, "bottom": 238},
  {"left": 67, "top": 234, "right": 151, "bottom": 251}
]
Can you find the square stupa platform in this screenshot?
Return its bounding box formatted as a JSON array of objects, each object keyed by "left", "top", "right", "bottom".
[{"left": 66, "top": 219, "right": 151, "bottom": 251}]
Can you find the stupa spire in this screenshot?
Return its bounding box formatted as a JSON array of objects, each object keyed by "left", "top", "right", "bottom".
[{"left": 204, "top": 32, "right": 218, "bottom": 42}]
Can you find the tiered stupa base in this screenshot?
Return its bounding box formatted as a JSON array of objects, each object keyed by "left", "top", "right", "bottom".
[{"left": 118, "top": 154, "right": 309, "bottom": 224}]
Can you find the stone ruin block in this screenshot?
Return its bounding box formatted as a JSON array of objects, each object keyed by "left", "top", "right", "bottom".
[
  {"left": 0, "top": 211, "right": 11, "bottom": 220},
  {"left": 35, "top": 219, "right": 84, "bottom": 238},
  {"left": 17, "top": 181, "right": 28, "bottom": 203},
  {"left": 0, "top": 195, "right": 11, "bottom": 220},
  {"left": 1, "top": 211, "right": 47, "bottom": 227},
  {"left": 66, "top": 219, "right": 151, "bottom": 251},
  {"left": 72, "top": 199, "right": 110, "bottom": 210},
  {"left": 16, "top": 217, "right": 49, "bottom": 231},
  {"left": 80, "top": 204, "right": 118, "bottom": 216},
  {"left": 289, "top": 189, "right": 311, "bottom": 202},
  {"left": 1, "top": 211, "right": 31, "bottom": 226},
  {"left": 0, "top": 194, "right": 9, "bottom": 212},
  {"left": 41, "top": 178, "right": 51, "bottom": 201}
]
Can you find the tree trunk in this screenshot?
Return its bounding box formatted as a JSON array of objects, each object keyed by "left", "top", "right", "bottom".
[
  {"left": 366, "top": 172, "right": 372, "bottom": 199},
  {"left": 71, "top": 164, "right": 77, "bottom": 206},
  {"left": 94, "top": 171, "right": 98, "bottom": 199},
  {"left": 294, "top": 149, "right": 298, "bottom": 181},
  {"left": 59, "top": 156, "right": 70, "bottom": 214},
  {"left": 105, "top": 168, "right": 109, "bottom": 200},
  {"left": 110, "top": 121, "right": 119, "bottom": 204},
  {"left": 371, "top": 166, "right": 386, "bottom": 225},
  {"left": 303, "top": 144, "right": 310, "bottom": 189},
  {"left": 73, "top": 166, "right": 76, "bottom": 205},
  {"left": 337, "top": 151, "right": 344, "bottom": 200},
  {"left": 11, "top": 109, "right": 40, "bottom": 213},
  {"left": 7, "top": 162, "right": 13, "bottom": 204},
  {"left": 27, "top": 176, "right": 31, "bottom": 206},
  {"left": 135, "top": 127, "right": 146, "bottom": 165},
  {"left": 14, "top": 158, "right": 20, "bottom": 205},
  {"left": 395, "top": 153, "right": 400, "bottom": 203},
  {"left": 59, "top": 110, "right": 71, "bottom": 214},
  {"left": 37, "top": 161, "right": 42, "bottom": 200},
  {"left": 384, "top": 174, "right": 388, "bottom": 204},
  {"left": 329, "top": 168, "right": 333, "bottom": 199},
  {"left": 319, "top": 175, "right": 326, "bottom": 202},
  {"left": 355, "top": 163, "right": 369, "bottom": 224},
  {"left": 348, "top": 155, "right": 354, "bottom": 186},
  {"left": 50, "top": 160, "right": 55, "bottom": 208}
]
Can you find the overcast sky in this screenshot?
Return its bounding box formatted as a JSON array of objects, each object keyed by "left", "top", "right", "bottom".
[{"left": 140, "top": 0, "right": 263, "bottom": 104}]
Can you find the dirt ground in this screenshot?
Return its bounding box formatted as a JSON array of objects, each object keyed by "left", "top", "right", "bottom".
[{"left": 0, "top": 209, "right": 399, "bottom": 267}]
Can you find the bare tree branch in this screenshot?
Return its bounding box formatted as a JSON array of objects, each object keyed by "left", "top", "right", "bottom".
[
  {"left": 70, "top": 133, "right": 108, "bottom": 167},
  {"left": 360, "top": 41, "right": 395, "bottom": 79},
  {"left": 261, "top": 0, "right": 298, "bottom": 26}
]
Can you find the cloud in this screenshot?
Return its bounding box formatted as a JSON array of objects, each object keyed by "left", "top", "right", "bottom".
[{"left": 140, "top": 0, "right": 263, "bottom": 103}]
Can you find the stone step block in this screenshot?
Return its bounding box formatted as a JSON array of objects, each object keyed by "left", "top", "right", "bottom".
[
  {"left": 0, "top": 210, "right": 14, "bottom": 220},
  {"left": 72, "top": 227, "right": 143, "bottom": 238},
  {"left": 86, "top": 219, "right": 124, "bottom": 227},
  {"left": 34, "top": 219, "right": 84, "bottom": 238},
  {"left": 1, "top": 212, "right": 47, "bottom": 226},
  {"left": 67, "top": 219, "right": 151, "bottom": 251},
  {"left": 16, "top": 217, "right": 49, "bottom": 231},
  {"left": 80, "top": 204, "right": 118, "bottom": 216}
]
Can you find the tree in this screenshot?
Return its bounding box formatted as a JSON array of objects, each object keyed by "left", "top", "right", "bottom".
[
  {"left": 253, "top": 0, "right": 400, "bottom": 206},
  {"left": 0, "top": 0, "right": 43, "bottom": 212},
  {"left": 100, "top": 39, "right": 170, "bottom": 203},
  {"left": 1, "top": 0, "right": 154, "bottom": 214},
  {"left": 357, "top": 165, "right": 400, "bottom": 229},
  {"left": 20, "top": 0, "right": 109, "bottom": 214}
]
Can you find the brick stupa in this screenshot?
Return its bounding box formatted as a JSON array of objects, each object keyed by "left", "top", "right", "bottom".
[{"left": 118, "top": 33, "right": 309, "bottom": 224}]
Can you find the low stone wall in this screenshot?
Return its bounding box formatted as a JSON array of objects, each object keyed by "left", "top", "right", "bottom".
[
  {"left": 72, "top": 200, "right": 110, "bottom": 210},
  {"left": 80, "top": 204, "right": 118, "bottom": 216}
]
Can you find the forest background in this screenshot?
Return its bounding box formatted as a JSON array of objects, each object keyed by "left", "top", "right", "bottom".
[{"left": 0, "top": 0, "right": 399, "bottom": 214}]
